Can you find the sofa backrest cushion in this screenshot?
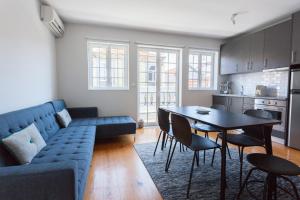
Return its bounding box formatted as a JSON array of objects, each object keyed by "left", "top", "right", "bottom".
[
  {"left": 51, "top": 99, "right": 67, "bottom": 112},
  {"left": 0, "top": 103, "right": 60, "bottom": 166}
]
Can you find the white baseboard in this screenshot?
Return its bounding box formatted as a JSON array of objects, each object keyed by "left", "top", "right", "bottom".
[{"left": 271, "top": 136, "right": 285, "bottom": 144}]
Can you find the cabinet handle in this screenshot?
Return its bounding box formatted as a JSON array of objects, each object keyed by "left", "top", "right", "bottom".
[
  {"left": 250, "top": 61, "right": 253, "bottom": 70},
  {"left": 264, "top": 58, "right": 268, "bottom": 68},
  {"left": 292, "top": 51, "right": 296, "bottom": 64}
]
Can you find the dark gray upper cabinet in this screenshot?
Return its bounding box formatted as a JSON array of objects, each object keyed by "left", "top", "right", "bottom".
[
  {"left": 263, "top": 20, "right": 292, "bottom": 69},
  {"left": 220, "top": 41, "right": 238, "bottom": 74},
  {"left": 292, "top": 11, "right": 300, "bottom": 64},
  {"left": 249, "top": 31, "right": 264, "bottom": 72},
  {"left": 220, "top": 31, "right": 264, "bottom": 75}
]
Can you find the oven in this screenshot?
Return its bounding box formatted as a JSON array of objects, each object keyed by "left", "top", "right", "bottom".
[{"left": 254, "top": 99, "right": 287, "bottom": 139}]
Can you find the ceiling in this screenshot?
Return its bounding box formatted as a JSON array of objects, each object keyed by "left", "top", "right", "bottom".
[{"left": 45, "top": 0, "right": 300, "bottom": 39}]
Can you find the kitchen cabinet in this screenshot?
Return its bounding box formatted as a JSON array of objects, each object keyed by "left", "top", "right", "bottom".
[
  {"left": 228, "top": 97, "right": 244, "bottom": 113},
  {"left": 213, "top": 95, "right": 254, "bottom": 114},
  {"left": 249, "top": 31, "right": 264, "bottom": 72},
  {"left": 213, "top": 96, "right": 228, "bottom": 108},
  {"left": 263, "top": 20, "right": 292, "bottom": 69},
  {"left": 220, "top": 41, "right": 239, "bottom": 74},
  {"left": 292, "top": 11, "right": 300, "bottom": 64},
  {"left": 220, "top": 30, "right": 264, "bottom": 74}
]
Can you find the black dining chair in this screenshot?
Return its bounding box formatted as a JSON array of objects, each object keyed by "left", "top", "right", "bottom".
[
  {"left": 192, "top": 104, "right": 231, "bottom": 164},
  {"left": 237, "top": 153, "right": 300, "bottom": 200},
  {"left": 153, "top": 108, "right": 174, "bottom": 156},
  {"left": 167, "top": 113, "right": 221, "bottom": 198},
  {"left": 212, "top": 109, "right": 273, "bottom": 188}
]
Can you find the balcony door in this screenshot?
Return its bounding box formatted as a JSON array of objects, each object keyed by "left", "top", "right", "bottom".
[{"left": 137, "top": 46, "right": 180, "bottom": 125}]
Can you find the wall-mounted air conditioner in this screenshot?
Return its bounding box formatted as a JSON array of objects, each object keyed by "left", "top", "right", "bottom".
[{"left": 41, "top": 5, "right": 64, "bottom": 38}]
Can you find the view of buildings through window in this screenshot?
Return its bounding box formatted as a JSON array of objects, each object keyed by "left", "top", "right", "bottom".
[
  {"left": 188, "top": 49, "right": 217, "bottom": 90},
  {"left": 87, "top": 41, "right": 129, "bottom": 90}
]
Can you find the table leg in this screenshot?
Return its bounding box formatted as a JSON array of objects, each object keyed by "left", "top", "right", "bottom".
[
  {"left": 161, "top": 131, "right": 166, "bottom": 151},
  {"left": 220, "top": 130, "right": 227, "bottom": 200},
  {"left": 263, "top": 125, "right": 273, "bottom": 155}
]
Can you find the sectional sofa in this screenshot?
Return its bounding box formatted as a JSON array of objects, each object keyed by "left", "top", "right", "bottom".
[{"left": 0, "top": 100, "right": 136, "bottom": 200}]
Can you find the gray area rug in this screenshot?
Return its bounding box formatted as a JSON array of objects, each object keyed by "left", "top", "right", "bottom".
[{"left": 134, "top": 142, "right": 300, "bottom": 200}]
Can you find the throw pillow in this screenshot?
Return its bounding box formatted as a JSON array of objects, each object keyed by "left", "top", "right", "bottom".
[
  {"left": 2, "top": 123, "right": 46, "bottom": 164},
  {"left": 57, "top": 109, "right": 72, "bottom": 128}
]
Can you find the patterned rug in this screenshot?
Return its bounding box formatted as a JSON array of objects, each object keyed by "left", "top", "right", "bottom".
[{"left": 134, "top": 142, "right": 300, "bottom": 200}]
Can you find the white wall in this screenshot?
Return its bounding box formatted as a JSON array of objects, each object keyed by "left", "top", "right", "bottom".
[
  {"left": 0, "top": 0, "right": 57, "bottom": 114},
  {"left": 56, "top": 23, "right": 222, "bottom": 120}
]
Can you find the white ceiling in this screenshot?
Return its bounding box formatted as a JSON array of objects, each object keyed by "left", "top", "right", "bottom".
[{"left": 45, "top": 0, "right": 300, "bottom": 39}]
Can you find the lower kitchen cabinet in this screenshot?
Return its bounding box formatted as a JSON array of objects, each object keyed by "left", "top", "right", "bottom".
[{"left": 213, "top": 96, "right": 254, "bottom": 114}]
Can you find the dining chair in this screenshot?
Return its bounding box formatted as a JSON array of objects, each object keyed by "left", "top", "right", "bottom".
[
  {"left": 167, "top": 113, "right": 221, "bottom": 198},
  {"left": 153, "top": 108, "right": 174, "bottom": 156},
  {"left": 191, "top": 104, "right": 231, "bottom": 164},
  {"left": 212, "top": 109, "right": 273, "bottom": 188},
  {"left": 237, "top": 153, "right": 300, "bottom": 200}
]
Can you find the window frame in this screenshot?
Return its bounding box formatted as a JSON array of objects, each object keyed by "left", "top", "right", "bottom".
[
  {"left": 87, "top": 40, "right": 129, "bottom": 90},
  {"left": 188, "top": 49, "right": 218, "bottom": 91}
]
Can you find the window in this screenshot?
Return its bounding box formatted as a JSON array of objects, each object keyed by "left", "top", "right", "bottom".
[
  {"left": 87, "top": 40, "right": 129, "bottom": 90},
  {"left": 188, "top": 49, "right": 218, "bottom": 90}
]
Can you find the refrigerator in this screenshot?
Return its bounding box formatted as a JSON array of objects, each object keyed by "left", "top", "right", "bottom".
[{"left": 288, "top": 64, "right": 300, "bottom": 149}]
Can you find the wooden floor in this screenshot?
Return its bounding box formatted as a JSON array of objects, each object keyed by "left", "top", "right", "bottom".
[{"left": 84, "top": 127, "right": 300, "bottom": 200}]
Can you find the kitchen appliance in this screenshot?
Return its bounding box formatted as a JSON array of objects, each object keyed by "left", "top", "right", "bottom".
[
  {"left": 288, "top": 65, "right": 300, "bottom": 149},
  {"left": 255, "top": 98, "right": 287, "bottom": 143},
  {"left": 220, "top": 81, "right": 231, "bottom": 94},
  {"left": 255, "top": 85, "right": 267, "bottom": 97}
]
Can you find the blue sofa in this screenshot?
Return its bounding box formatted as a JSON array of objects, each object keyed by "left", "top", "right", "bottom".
[{"left": 0, "top": 100, "right": 136, "bottom": 200}]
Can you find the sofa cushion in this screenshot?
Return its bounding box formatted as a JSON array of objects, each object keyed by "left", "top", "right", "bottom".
[
  {"left": 31, "top": 125, "right": 96, "bottom": 199},
  {"left": 0, "top": 103, "right": 60, "bottom": 167},
  {"left": 69, "top": 116, "right": 136, "bottom": 138},
  {"left": 57, "top": 109, "right": 72, "bottom": 128},
  {"left": 2, "top": 124, "right": 46, "bottom": 164}
]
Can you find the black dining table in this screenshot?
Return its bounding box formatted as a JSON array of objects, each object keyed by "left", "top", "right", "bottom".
[{"left": 162, "top": 106, "right": 280, "bottom": 200}]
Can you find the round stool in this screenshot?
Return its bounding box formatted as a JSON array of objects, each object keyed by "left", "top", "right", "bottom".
[{"left": 237, "top": 153, "right": 300, "bottom": 200}]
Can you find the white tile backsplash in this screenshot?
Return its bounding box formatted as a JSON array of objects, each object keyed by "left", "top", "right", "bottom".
[{"left": 226, "top": 70, "right": 289, "bottom": 97}]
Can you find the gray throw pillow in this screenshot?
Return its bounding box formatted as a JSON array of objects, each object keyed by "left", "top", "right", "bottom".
[
  {"left": 2, "top": 123, "right": 46, "bottom": 164},
  {"left": 57, "top": 109, "right": 72, "bottom": 128}
]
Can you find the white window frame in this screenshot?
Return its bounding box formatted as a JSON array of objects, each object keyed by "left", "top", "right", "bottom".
[
  {"left": 87, "top": 40, "right": 129, "bottom": 90},
  {"left": 188, "top": 49, "right": 219, "bottom": 90}
]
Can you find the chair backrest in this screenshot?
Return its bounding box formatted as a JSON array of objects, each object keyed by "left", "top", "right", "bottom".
[
  {"left": 157, "top": 108, "right": 170, "bottom": 133},
  {"left": 211, "top": 104, "right": 226, "bottom": 111},
  {"left": 243, "top": 109, "right": 273, "bottom": 140},
  {"left": 171, "top": 113, "right": 192, "bottom": 147}
]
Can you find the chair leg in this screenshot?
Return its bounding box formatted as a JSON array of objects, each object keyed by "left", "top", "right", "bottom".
[
  {"left": 236, "top": 167, "right": 257, "bottom": 199},
  {"left": 239, "top": 147, "right": 245, "bottom": 188},
  {"left": 153, "top": 130, "right": 162, "bottom": 156},
  {"left": 165, "top": 138, "right": 173, "bottom": 170},
  {"left": 187, "top": 151, "right": 197, "bottom": 199},
  {"left": 226, "top": 144, "right": 232, "bottom": 159},
  {"left": 165, "top": 141, "right": 177, "bottom": 172},
  {"left": 180, "top": 143, "right": 182, "bottom": 152},
  {"left": 195, "top": 151, "right": 199, "bottom": 167},
  {"left": 164, "top": 135, "right": 168, "bottom": 148},
  {"left": 211, "top": 135, "right": 219, "bottom": 166},
  {"left": 280, "top": 175, "right": 300, "bottom": 199}
]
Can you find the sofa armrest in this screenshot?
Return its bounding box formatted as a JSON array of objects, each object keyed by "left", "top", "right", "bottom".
[
  {"left": 68, "top": 107, "right": 98, "bottom": 118},
  {"left": 0, "top": 161, "right": 78, "bottom": 200}
]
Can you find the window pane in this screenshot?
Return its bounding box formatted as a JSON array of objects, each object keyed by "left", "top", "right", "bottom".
[
  {"left": 188, "top": 50, "right": 216, "bottom": 89},
  {"left": 88, "top": 41, "right": 129, "bottom": 89}
]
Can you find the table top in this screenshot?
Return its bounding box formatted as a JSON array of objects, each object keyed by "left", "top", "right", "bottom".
[{"left": 163, "top": 106, "right": 280, "bottom": 130}]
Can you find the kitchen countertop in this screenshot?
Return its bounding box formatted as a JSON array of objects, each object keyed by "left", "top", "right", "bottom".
[{"left": 213, "top": 93, "right": 288, "bottom": 101}]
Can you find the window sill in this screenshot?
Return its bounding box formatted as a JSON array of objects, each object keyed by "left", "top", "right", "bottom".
[
  {"left": 88, "top": 87, "right": 130, "bottom": 91},
  {"left": 188, "top": 88, "right": 218, "bottom": 91}
]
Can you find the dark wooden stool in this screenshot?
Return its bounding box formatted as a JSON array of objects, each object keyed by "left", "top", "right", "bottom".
[{"left": 237, "top": 153, "right": 300, "bottom": 200}]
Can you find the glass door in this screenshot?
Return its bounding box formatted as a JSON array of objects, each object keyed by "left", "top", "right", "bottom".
[{"left": 138, "top": 46, "right": 180, "bottom": 126}]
